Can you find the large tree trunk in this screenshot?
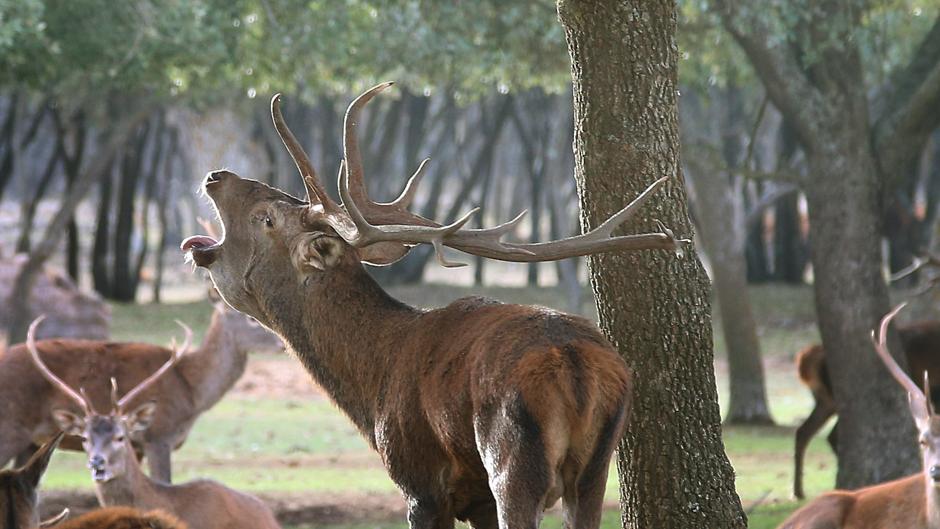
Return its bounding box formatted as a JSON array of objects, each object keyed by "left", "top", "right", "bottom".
[
  {"left": 686, "top": 168, "right": 773, "bottom": 425},
  {"left": 557, "top": 1, "right": 747, "bottom": 527},
  {"left": 805, "top": 136, "right": 918, "bottom": 488}
]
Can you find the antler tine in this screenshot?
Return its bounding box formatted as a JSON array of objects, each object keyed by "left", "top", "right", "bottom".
[
  {"left": 439, "top": 176, "right": 688, "bottom": 262},
  {"left": 890, "top": 253, "right": 940, "bottom": 282},
  {"left": 390, "top": 158, "right": 431, "bottom": 209},
  {"left": 870, "top": 303, "right": 925, "bottom": 399},
  {"left": 115, "top": 321, "right": 192, "bottom": 413},
  {"left": 271, "top": 93, "right": 339, "bottom": 211},
  {"left": 339, "top": 161, "right": 480, "bottom": 267},
  {"left": 343, "top": 82, "right": 395, "bottom": 207},
  {"left": 26, "top": 316, "right": 94, "bottom": 416},
  {"left": 110, "top": 377, "right": 120, "bottom": 410},
  {"left": 926, "top": 371, "right": 936, "bottom": 416}
]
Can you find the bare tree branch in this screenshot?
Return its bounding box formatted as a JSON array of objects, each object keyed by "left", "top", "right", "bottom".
[{"left": 710, "top": 1, "right": 826, "bottom": 149}]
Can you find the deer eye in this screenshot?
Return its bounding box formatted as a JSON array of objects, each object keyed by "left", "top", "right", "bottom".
[
  {"left": 921, "top": 437, "right": 930, "bottom": 447},
  {"left": 115, "top": 435, "right": 125, "bottom": 443},
  {"left": 264, "top": 215, "right": 274, "bottom": 228}
]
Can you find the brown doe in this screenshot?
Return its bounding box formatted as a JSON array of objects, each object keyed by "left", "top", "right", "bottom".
[
  {"left": 0, "top": 433, "right": 186, "bottom": 529},
  {"left": 779, "top": 303, "right": 940, "bottom": 528},
  {"left": 181, "top": 82, "right": 686, "bottom": 529},
  {"left": 0, "top": 299, "right": 283, "bottom": 482},
  {"left": 793, "top": 321, "right": 940, "bottom": 499},
  {"left": 26, "top": 317, "right": 282, "bottom": 529}
]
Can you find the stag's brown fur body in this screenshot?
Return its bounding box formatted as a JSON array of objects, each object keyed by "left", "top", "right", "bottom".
[
  {"left": 793, "top": 321, "right": 940, "bottom": 498},
  {"left": 241, "top": 249, "right": 631, "bottom": 525},
  {"left": 0, "top": 304, "right": 281, "bottom": 482}
]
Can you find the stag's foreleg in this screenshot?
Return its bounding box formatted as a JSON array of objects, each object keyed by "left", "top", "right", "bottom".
[{"left": 145, "top": 441, "right": 173, "bottom": 483}]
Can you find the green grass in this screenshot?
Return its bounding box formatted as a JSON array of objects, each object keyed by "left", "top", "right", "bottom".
[{"left": 46, "top": 283, "right": 836, "bottom": 526}]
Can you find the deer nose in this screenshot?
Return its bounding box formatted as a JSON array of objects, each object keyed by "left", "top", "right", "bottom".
[
  {"left": 930, "top": 465, "right": 940, "bottom": 482},
  {"left": 88, "top": 455, "right": 106, "bottom": 470}
]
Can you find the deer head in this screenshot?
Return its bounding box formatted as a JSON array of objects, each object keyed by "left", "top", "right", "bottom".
[
  {"left": 872, "top": 303, "right": 940, "bottom": 485},
  {"left": 25, "top": 316, "right": 191, "bottom": 483},
  {"left": 0, "top": 433, "right": 69, "bottom": 529},
  {"left": 181, "top": 82, "right": 686, "bottom": 320}
]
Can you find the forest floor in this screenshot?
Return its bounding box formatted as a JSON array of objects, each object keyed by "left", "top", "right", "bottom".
[{"left": 29, "top": 282, "right": 902, "bottom": 528}]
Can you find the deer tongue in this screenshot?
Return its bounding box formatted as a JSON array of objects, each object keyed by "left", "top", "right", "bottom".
[{"left": 180, "top": 235, "right": 219, "bottom": 252}]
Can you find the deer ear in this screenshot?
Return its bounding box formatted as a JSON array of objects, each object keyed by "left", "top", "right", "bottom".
[
  {"left": 51, "top": 409, "right": 85, "bottom": 437},
  {"left": 293, "top": 233, "right": 346, "bottom": 272},
  {"left": 125, "top": 401, "right": 157, "bottom": 434},
  {"left": 20, "top": 433, "right": 62, "bottom": 488}
]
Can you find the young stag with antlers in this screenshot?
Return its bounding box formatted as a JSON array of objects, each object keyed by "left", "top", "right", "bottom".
[
  {"left": 1, "top": 433, "right": 187, "bottom": 529},
  {"left": 181, "top": 83, "right": 686, "bottom": 529},
  {"left": 26, "top": 318, "right": 282, "bottom": 529},
  {"left": 793, "top": 322, "right": 940, "bottom": 499},
  {"left": 779, "top": 304, "right": 940, "bottom": 528},
  {"left": 0, "top": 299, "right": 283, "bottom": 482}
]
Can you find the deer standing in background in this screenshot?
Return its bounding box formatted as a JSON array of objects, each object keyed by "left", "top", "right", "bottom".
[
  {"left": 0, "top": 433, "right": 187, "bottom": 529},
  {"left": 793, "top": 321, "right": 940, "bottom": 499},
  {"left": 181, "top": 83, "right": 686, "bottom": 529},
  {"left": 0, "top": 301, "right": 283, "bottom": 482},
  {"left": 779, "top": 304, "right": 940, "bottom": 528},
  {"left": 26, "top": 318, "right": 282, "bottom": 529}
]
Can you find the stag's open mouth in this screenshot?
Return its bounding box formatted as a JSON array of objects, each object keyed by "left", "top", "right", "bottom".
[{"left": 181, "top": 235, "right": 221, "bottom": 267}]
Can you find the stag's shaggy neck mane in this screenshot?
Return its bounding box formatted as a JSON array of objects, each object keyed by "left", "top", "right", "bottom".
[{"left": 259, "top": 262, "right": 420, "bottom": 439}]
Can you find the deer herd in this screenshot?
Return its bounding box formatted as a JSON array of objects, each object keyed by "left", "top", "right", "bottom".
[{"left": 1, "top": 82, "right": 936, "bottom": 529}]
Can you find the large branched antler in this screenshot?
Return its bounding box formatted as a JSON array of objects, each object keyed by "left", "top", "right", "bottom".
[{"left": 273, "top": 82, "right": 689, "bottom": 267}]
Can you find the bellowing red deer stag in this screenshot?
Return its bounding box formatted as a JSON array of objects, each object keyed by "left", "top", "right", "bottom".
[
  {"left": 181, "top": 83, "right": 686, "bottom": 529},
  {"left": 0, "top": 433, "right": 186, "bottom": 529},
  {"left": 779, "top": 303, "right": 940, "bottom": 528},
  {"left": 26, "top": 318, "right": 281, "bottom": 529},
  {"left": 793, "top": 321, "right": 940, "bottom": 499},
  {"left": 0, "top": 301, "right": 282, "bottom": 482}
]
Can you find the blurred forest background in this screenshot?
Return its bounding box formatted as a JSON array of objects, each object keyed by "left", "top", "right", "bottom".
[{"left": 3, "top": 1, "right": 940, "bottom": 527}]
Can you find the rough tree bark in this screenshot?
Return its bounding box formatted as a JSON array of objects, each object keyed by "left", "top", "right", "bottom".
[{"left": 557, "top": 1, "right": 747, "bottom": 527}]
